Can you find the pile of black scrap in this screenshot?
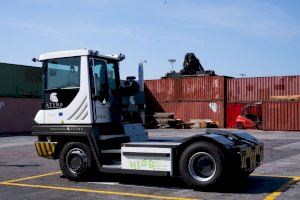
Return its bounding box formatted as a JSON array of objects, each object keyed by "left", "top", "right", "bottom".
[
  {"left": 180, "top": 53, "right": 204, "bottom": 75},
  {"left": 164, "top": 53, "right": 215, "bottom": 78}
]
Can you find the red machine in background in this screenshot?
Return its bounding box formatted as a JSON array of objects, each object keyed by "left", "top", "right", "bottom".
[{"left": 236, "top": 102, "right": 262, "bottom": 130}]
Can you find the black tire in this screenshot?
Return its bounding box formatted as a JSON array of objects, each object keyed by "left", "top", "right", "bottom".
[
  {"left": 179, "top": 142, "right": 225, "bottom": 189},
  {"left": 237, "top": 122, "right": 244, "bottom": 129},
  {"left": 256, "top": 122, "right": 263, "bottom": 130},
  {"left": 59, "top": 142, "right": 95, "bottom": 181}
]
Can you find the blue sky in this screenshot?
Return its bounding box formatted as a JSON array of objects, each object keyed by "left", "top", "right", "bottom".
[{"left": 0, "top": 0, "right": 299, "bottom": 79}]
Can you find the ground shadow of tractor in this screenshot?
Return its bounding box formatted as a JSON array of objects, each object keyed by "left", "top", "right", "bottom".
[{"left": 82, "top": 174, "right": 291, "bottom": 194}]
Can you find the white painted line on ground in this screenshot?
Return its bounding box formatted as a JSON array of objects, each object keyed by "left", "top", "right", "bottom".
[{"left": 274, "top": 141, "right": 300, "bottom": 150}]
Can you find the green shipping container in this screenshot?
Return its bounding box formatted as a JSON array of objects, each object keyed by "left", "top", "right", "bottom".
[{"left": 0, "top": 62, "right": 42, "bottom": 98}]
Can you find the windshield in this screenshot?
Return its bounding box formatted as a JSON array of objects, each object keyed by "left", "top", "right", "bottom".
[{"left": 45, "top": 57, "right": 80, "bottom": 90}]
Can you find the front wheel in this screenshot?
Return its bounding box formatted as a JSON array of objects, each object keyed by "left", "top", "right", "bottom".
[
  {"left": 237, "top": 122, "right": 244, "bottom": 129},
  {"left": 179, "top": 142, "right": 225, "bottom": 189},
  {"left": 59, "top": 142, "right": 95, "bottom": 181}
]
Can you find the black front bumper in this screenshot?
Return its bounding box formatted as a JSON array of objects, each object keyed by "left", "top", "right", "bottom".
[
  {"left": 206, "top": 129, "right": 264, "bottom": 171},
  {"left": 239, "top": 142, "right": 264, "bottom": 171}
]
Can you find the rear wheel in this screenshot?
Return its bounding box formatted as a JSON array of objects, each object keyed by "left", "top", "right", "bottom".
[
  {"left": 255, "top": 122, "right": 263, "bottom": 130},
  {"left": 179, "top": 142, "right": 225, "bottom": 189},
  {"left": 237, "top": 122, "right": 244, "bottom": 129},
  {"left": 59, "top": 142, "right": 95, "bottom": 181}
]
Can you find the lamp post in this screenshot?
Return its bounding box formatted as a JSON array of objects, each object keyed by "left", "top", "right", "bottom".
[
  {"left": 138, "top": 59, "right": 147, "bottom": 125},
  {"left": 168, "top": 59, "right": 176, "bottom": 72},
  {"left": 138, "top": 59, "right": 147, "bottom": 92}
]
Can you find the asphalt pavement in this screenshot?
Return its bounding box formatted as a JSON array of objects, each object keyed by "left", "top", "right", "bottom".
[{"left": 0, "top": 129, "right": 300, "bottom": 200}]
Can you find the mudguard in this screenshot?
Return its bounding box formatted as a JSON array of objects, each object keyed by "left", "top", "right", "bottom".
[
  {"left": 179, "top": 130, "right": 236, "bottom": 150},
  {"left": 178, "top": 129, "right": 264, "bottom": 172}
]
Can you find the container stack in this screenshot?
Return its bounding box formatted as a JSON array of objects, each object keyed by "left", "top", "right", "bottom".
[
  {"left": 145, "top": 76, "right": 226, "bottom": 128},
  {"left": 0, "top": 62, "right": 42, "bottom": 133},
  {"left": 226, "top": 76, "right": 300, "bottom": 130}
]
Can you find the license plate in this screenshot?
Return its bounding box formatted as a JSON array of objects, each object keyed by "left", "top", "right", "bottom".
[{"left": 241, "top": 144, "right": 264, "bottom": 170}]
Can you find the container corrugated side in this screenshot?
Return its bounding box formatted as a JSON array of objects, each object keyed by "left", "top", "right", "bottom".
[
  {"left": 0, "top": 62, "right": 42, "bottom": 97},
  {"left": 227, "top": 76, "right": 300, "bottom": 102},
  {"left": 262, "top": 101, "right": 300, "bottom": 131},
  {"left": 144, "top": 79, "right": 175, "bottom": 102},
  {"left": 180, "top": 76, "right": 225, "bottom": 101},
  {"left": 145, "top": 76, "right": 226, "bottom": 102},
  {"left": 154, "top": 101, "right": 225, "bottom": 128},
  {"left": 0, "top": 97, "right": 41, "bottom": 133}
]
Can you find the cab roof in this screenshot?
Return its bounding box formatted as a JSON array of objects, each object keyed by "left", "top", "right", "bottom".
[{"left": 38, "top": 49, "right": 125, "bottom": 61}]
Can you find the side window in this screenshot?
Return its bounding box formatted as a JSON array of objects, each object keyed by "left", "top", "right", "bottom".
[
  {"left": 91, "top": 59, "right": 109, "bottom": 101},
  {"left": 107, "top": 63, "right": 117, "bottom": 91},
  {"left": 46, "top": 57, "right": 80, "bottom": 89}
]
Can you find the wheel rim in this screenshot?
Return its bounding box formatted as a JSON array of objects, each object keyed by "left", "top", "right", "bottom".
[
  {"left": 66, "top": 148, "right": 88, "bottom": 174},
  {"left": 188, "top": 152, "right": 217, "bottom": 182}
]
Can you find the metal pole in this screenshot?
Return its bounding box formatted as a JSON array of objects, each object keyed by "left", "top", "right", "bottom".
[
  {"left": 139, "top": 59, "right": 146, "bottom": 92},
  {"left": 168, "top": 59, "right": 176, "bottom": 72}
]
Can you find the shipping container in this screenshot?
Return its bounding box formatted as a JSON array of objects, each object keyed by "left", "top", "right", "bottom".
[
  {"left": 227, "top": 76, "right": 300, "bottom": 102},
  {"left": 181, "top": 76, "right": 226, "bottom": 101},
  {"left": 0, "top": 62, "right": 42, "bottom": 98},
  {"left": 146, "top": 101, "right": 225, "bottom": 128},
  {"left": 0, "top": 97, "right": 41, "bottom": 133},
  {"left": 263, "top": 101, "right": 300, "bottom": 131},
  {"left": 145, "top": 76, "right": 226, "bottom": 102},
  {"left": 144, "top": 79, "right": 176, "bottom": 102}
]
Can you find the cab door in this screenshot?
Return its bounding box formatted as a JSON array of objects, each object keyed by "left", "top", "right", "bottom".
[{"left": 90, "top": 58, "right": 112, "bottom": 123}]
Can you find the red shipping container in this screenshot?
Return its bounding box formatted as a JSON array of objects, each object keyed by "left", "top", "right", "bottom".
[
  {"left": 227, "top": 76, "right": 300, "bottom": 102},
  {"left": 158, "top": 101, "right": 225, "bottom": 128},
  {"left": 180, "top": 76, "right": 225, "bottom": 101},
  {"left": 0, "top": 97, "right": 41, "bottom": 133},
  {"left": 263, "top": 101, "right": 300, "bottom": 131},
  {"left": 144, "top": 79, "right": 176, "bottom": 102},
  {"left": 145, "top": 76, "right": 226, "bottom": 102}
]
